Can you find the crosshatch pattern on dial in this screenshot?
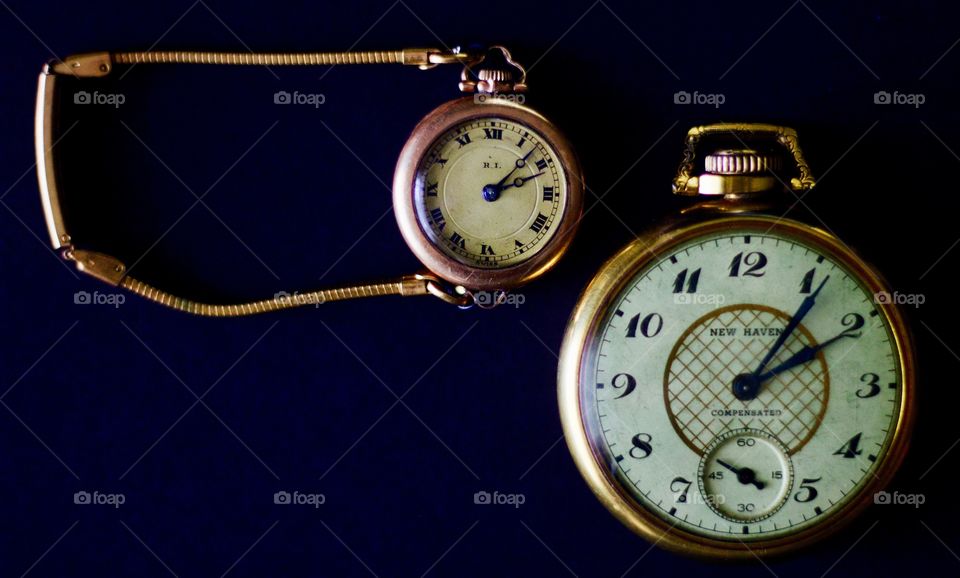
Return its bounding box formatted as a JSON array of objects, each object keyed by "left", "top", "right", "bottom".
[{"left": 664, "top": 304, "right": 829, "bottom": 455}]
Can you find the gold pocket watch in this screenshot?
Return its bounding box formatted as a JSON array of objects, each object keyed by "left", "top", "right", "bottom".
[
  {"left": 35, "top": 46, "right": 583, "bottom": 315},
  {"left": 558, "top": 123, "right": 916, "bottom": 558}
]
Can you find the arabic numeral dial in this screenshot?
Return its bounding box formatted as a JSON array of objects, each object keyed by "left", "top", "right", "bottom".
[{"left": 586, "top": 227, "right": 904, "bottom": 542}]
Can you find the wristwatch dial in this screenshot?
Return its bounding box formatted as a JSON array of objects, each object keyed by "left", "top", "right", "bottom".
[{"left": 414, "top": 117, "right": 567, "bottom": 268}]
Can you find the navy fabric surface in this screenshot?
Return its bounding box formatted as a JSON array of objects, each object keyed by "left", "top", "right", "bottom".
[{"left": 1, "top": 1, "right": 956, "bottom": 575}]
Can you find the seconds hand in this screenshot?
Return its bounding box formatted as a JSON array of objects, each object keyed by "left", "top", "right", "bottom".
[{"left": 716, "top": 459, "right": 765, "bottom": 490}]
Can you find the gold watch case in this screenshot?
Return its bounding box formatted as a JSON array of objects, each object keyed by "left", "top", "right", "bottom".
[
  {"left": 393, "top": 96, "right": 584, "bottom": 291},
  {"left": 557, "top": 213, "right": 917, "bottom": 558}
]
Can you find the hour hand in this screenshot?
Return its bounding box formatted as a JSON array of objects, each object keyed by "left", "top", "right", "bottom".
[
  {"left": 757, "top": 331, "right": 857, "bottom": 382},
  {"left": 498, "top": 171, "right": 544, "bottom": 191},
  {"left": 494, "top": 148, "right": 535, "bottom": 188},
  {"left": 483, "top": 149, "right": 536, "bottom": 202}
]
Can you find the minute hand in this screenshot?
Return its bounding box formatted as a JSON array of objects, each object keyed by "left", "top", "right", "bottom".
[
  {"left": 751, "top": 275, "right": 830, "bottom": 376},
  {"left": 493, "top": 148, "right": 535, "bottom": 190}
]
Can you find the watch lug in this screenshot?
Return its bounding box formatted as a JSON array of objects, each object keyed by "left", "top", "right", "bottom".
[
  {"left": 48, "top": 52, "right": 113, "bottom": 77},
  {"left": 67, "top": 249, "right": 127, "bottom": 285}
]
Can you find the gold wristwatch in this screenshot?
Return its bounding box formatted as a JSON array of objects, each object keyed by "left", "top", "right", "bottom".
[{"left": 36, "top": 46, "right": 583, "bottom": 315}]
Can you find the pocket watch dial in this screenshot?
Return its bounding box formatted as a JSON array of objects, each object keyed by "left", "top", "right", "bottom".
[
  {"left": 414, "top": 118, "right": 567, "bottom": 268},
  {"left": 573, "top": 221, "right": 908, "bottom": 545}
]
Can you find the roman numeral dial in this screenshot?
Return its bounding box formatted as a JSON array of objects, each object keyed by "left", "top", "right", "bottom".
[{"left": 415, "top": 118, "right": 567, "bottom": 268}]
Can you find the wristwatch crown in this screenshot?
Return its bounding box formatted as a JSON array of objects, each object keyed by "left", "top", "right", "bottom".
[
  {"left": 459, "top": 46, "right": 528, "bottom": 94},
  {"left": 478, "top": 69, "right": 510, "bottom": 83}
]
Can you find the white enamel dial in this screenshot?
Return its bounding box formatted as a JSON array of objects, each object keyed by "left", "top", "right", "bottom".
[
  {"left": 414, "top": 117, "right": 567, "bottom": 268},
  {"left": 580, "top": 223, "right": 904, "bottom": 541}
]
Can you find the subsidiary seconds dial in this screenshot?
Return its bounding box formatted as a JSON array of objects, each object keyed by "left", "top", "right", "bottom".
[{"left": 414, "top": 118, "right": 566, "bottom": 268}]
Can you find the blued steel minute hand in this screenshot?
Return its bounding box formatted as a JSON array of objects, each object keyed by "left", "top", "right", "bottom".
[
  {"left": 494, "top": 148, "right": 535, "bottom": 188},
  {"left": 732, "top": 275, "right": 829, "bottom": 400},
  {"left": 754, "top": 275, "right": 830, "bottom": 375},
  {"left": 483, "top": 148, "right": 536, "bottom": 202}
]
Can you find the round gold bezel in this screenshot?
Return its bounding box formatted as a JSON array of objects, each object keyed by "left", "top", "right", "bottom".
[
  {"left": 393, "top": 96, "right": 584, "bottom": 291},
  {"left": 557, "top": 215, "right": 916, "bottom": 559}
]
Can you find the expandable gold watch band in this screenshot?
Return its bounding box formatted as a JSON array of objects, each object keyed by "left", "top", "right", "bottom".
[{"left": 36, "top": 48, "right": 478, "bottom": 315}]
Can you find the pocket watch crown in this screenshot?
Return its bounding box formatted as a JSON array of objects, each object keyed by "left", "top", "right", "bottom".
[
  {"left": 704, "top": 150, "right": 782, "bottom": 175},
  {"left": 673, "top": 123, "right": 817, "bottom": 198},
  {"left": 697, "top": 148, "right": 782, "bottom": 196}
]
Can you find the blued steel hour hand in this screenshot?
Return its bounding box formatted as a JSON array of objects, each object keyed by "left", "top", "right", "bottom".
[{"left": 757, "top": 331, "right": 858, "bottom": 382}]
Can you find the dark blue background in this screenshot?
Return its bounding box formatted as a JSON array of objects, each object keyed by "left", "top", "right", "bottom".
[{"left": 1, "top": 0, "right": 957, "bottom": 576}]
